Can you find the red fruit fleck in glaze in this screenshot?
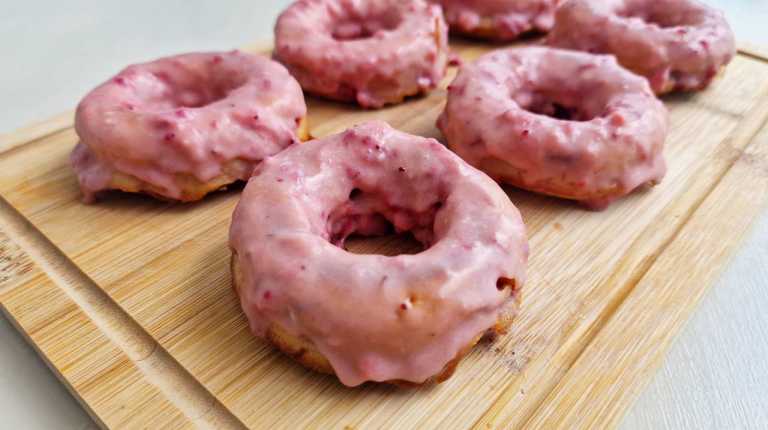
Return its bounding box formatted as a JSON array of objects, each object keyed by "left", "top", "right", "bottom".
[
  {"left": 345, "top": 167, "right": 360, "bottom": 179},
  {"left": 163, "top": 132, "right": 176, "bottom": 141},
  {"left": 154, "top": 71, "right": 170, "bottom": 82},
  {"left": 448, "top": 52, "right": 462, "bottom": 67},
  {"left": 263, "top": 290, "right": 272, "bottom": 300},
  {"left": 114, "top": 77, "right": 126, "bottom": 86}
]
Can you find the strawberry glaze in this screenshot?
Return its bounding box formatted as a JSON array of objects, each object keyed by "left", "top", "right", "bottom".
[
  {"left": 438, "top": 47, "right": 668, "bottom": 209},
  {"left": 274, "top": 0, "right": 449, "bottom": 108},
  {"left": 548, "top": 0, "right": 736, "bottom": 94},
  {"left": 72, "top": 51, "right": 306, "bottom": 202},
  {"left": 229, "top": 121, "right": 528, "bottom": 386}
]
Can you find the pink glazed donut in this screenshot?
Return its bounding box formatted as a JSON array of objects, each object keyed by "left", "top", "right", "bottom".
[
  {"left": 274, "top": 0, "right": 449, "bottom": 108},
  {"left": 229, "top": 121, "right": 528, "bottom": 386},
  {"left": 548, "top": 0, "right": 736, "bottom": 94},
  {"left": 72, "top": 51, "right": 308, "bottom": 202},
  {"left": 433, "top": 0, "right": 561, "bottom": 41},
  {"left": 438, "top": 47, "right": 668, "bottom": 209}
]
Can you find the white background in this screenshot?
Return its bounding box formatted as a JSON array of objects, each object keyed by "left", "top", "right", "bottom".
[{"left": 1, "top": 1, "right": 767, "bottom": 429}]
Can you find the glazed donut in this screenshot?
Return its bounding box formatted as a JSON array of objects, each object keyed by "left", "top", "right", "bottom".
[
  {"left": 548, "top": 0, "right": 736, "bottom": 94},
  {"left": 438, "top": 47, "right": 668, "bottom": 209},
  {"left": 274, "top": 0, "right": 448, "bottom": 108},
  {"left": 229, "top": 121, "right": 528, "bottom": 386},
  {"left": 72, "top": 51, "right": 308, "bottom": 202},
  {"left": 433, "top": 0, "right": 560, "bottom": 41}
]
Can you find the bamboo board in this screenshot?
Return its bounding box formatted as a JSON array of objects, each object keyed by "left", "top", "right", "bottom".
[{"left": 1, "top": 39, "right": 768, "bottom": 429}]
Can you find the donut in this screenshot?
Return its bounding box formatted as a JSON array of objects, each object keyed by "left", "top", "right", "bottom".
[
  {"left": 437, "top": 47, "right": 668, "bottom": 209},
  {"left": 72, "top": 51, "right": 308, "bottom": 202},
  {"left": 274, "top": 0, "right": 449, "bottom": 108},
  {"left": 433, "top": 0, "right": 561, "bottom": 41},
  {"left": 547, "top": 0, "right": 736, "bottom": 94},
  {"left": 229, "top": 121, "right": 528, "bottom": 386}
]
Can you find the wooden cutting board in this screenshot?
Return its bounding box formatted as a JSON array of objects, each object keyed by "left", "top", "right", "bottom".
[{"left": 1, "top": 39, "right": 768, "bottom": 429}]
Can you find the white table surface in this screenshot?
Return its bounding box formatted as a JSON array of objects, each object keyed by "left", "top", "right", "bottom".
[{"left": 1, "top": 1, "right": 766, "bottom": 429}]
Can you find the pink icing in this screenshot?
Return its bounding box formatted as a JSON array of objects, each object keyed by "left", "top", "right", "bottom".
[
  {"left": 548, "top": 0, "right": 736, "bottom": 94},
  {"left": 72, "top": 51, "right": 306, "bottom": 201},
  {"left": 433, "top": 0, "right": 561, "bottom": 40},
  {"left": 274, "top": 0, "right": 449, "bottom": 108},
  {"left": 229, "top": 121, "right": 528, "bottom": 386},
  {"left": 438, "top": 47, "right": 668, "bottom": 209}
]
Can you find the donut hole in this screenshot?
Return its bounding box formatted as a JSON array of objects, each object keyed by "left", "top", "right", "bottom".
[
  {"left": 345, "top": 230, "right": 424, "bottom": 256},
  {"left": 518, "top": 90, "right": 598, "bottom": 122},
  {"left": 165, "top": 77, "right": 246, "bottom": 109},
  {"left": 329, "top": 7, "right": 402, "bottom": 41},
  {"left": 349, "top": 187, "right": 364, "bottom": 200},
  {"left": 618, "top": 2, "right": 697, "bottom": 29},
  {"left": 527, "top": 100, "right": 590, "bottom": 121},
  {"left": 146, "top": 62, "right": 249, "bottom": 110},
  {"left": 326, "top": 188, "right": 444, "bottom": 256},
  {"left": 168, "top": 85, "right": 232, "bottom": 109}
]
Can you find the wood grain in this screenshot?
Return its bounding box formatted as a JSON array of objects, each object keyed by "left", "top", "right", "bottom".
[
  {"left": 523, "top": 106, "right": 768, "bottom": 430},
  {"left": 0, "top": 40, "right": 767, "bottom": 429},
  {"left": 0, "top": 111, "right": 74, "bottom": 154},
  {"left": 0, "top": 195, "right": 246, "bottom": 430},
  {"left": 1, "top": 277, "right": 191, "bottom": 429},
  {"left": 0, "top": 230, "right": 35, "bottom": 297},
  {"left": 739, "top": 43, "right": 768, "bottom": 62}
]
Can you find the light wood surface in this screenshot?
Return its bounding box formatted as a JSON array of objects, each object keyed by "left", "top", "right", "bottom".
[
  {"left": 1, "top": 40, "right": 767, "bottom": 429},
  {"left": 0, "top": 111, "right": 74, "bottom": 154},
  {"left": 524, "top": 109, "right": 768, "bottom": 429}
]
